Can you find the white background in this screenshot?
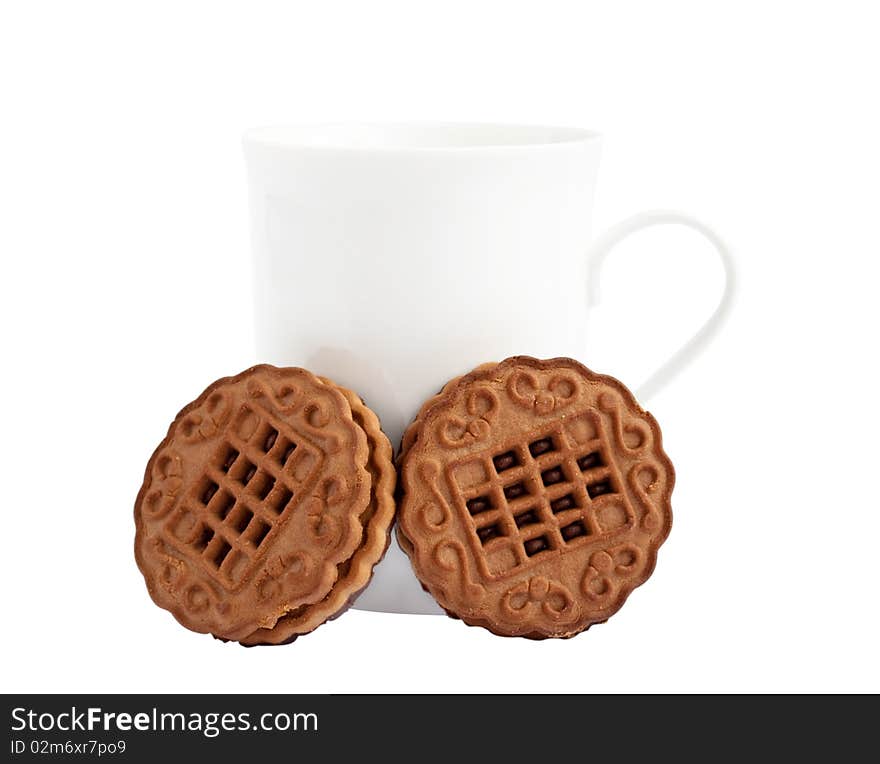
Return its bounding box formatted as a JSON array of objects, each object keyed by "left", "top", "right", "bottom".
[{"left": 2, "top": 1, "right": 878, "bottom": 693}]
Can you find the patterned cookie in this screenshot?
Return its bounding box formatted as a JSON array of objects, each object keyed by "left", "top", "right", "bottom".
[
  {"left": 397, "top": 356, "right": 673, "bottom": 639},
  {"left": 134, "top": 365, "right": 395, "bottom": 644}
]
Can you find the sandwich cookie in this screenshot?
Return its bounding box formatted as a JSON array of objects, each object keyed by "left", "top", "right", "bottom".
[
  {"left": 397, "top": 356, "right": 673, "bottom": 638},
  {"left": 134, "top": 365, "right": 395, "bottom": 645}
]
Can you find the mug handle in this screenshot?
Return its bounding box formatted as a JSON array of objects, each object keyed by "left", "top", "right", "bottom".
[{"left": 585, "top": 209, "right": 736, "bottom": 401}]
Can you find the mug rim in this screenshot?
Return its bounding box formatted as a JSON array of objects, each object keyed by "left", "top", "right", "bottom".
[{"left": 243, "top": 121, "right": 601, "bottom": 153}]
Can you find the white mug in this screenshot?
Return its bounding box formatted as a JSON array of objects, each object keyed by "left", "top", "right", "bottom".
[{"left": 243, "top": 122, "right": 735, "bottom": 614}]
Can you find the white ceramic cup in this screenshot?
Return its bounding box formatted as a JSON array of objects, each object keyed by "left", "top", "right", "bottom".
[{"left": 243, "top": 122, "right": 735, "bottom": 614}]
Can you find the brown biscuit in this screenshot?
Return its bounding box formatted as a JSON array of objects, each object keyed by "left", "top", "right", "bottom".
[
  {"left": 397, "top": 356, "right": 673, "bottom": 639},
  {"left": 134, "top": 365, "right": 395, "bottom": 644}
]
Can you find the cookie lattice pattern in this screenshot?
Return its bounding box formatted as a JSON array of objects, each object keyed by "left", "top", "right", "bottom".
[
  {"left": 164, "top": 404, "right": 322, "bottom": 587},
  {"left": 449, "top": 413, "right": 628, "bottom": 577}
]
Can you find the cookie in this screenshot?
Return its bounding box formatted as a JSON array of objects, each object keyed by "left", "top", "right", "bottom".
[
  {"left": 134, "top": 365, "right": 395, "bottom": 644},
  {"left": 397, "top": 356, "right": 673, "bottom": 638}
]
